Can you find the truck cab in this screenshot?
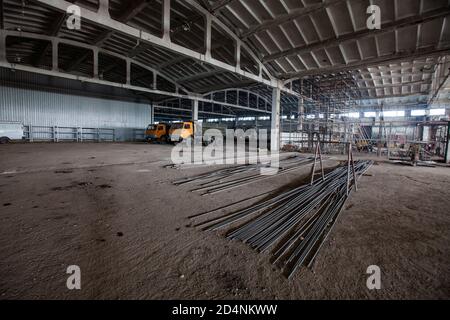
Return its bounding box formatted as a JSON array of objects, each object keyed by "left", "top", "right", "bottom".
[
  {"left": 145, "top": 123, "right": 169, "bottom": 143},
  {"left": 169, "top": 121, "right": 194, "bottom": 143}
]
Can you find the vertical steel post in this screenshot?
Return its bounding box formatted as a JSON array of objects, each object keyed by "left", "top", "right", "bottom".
[
  {"left": 0, "top": 29, "right": 5, "bottom": 63},
  {"left": 445, "top": 121, "right": 450, "bottom": 163},
  {"left": 162, "top": 0, "right": 171, "bottom": 41},
  {"left": 205, "top": 14, "right": 211, "bottom": 59},
  {"left": 150, "top": 103, "right": 154, "bottom": 124},
  {"left": 318, "top": 140, "right": 325, "bottom": 181},
  {"left": 0, "top": 0, "right": 4, "bottom": 30},
  {"left": 346, "top": 143, "right": 351, "bottom": 196},
  {"left": 93, "top": 48, "right": 99, "bottom": 79},
  {"left": 350, "top": 144, "right": 357, "bottom": 191},
  {"left": 192, "top": 99, "right": 199, "bottom": 122},
  {"left": 235, "top": 43, "right": 241, "bottom": 71},
  {"left": 310, "top": 142, "right": 318, "bottom": 185},
  {"left": 126, "top": 59, "right": 131, "bottom": 85},
  {"left": 271, "top": 85, "right": 281, "bottom": 152},
  {"left": 52, "top": 40, "right": 58, "bottom": 71}
]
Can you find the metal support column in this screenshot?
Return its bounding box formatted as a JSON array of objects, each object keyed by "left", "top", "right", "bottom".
[
  {"left": 297, "top": 97, "right": 304, "bottom": 132},
  {"left": 235, "top": 43, "right": 241, "bottom": 71},
  {"left": 289, "top": 111, "right": 292, "bottom": 144},
  {"left": 204, "top": 14, "right": 211, "bottom": 59},
  {"left": 0, "top": 0, "right": 4, "bottom": 31},
  {"left": 93, "top": 48, "right": 99, "bottom": 79},
  {"left": 271, "top": 86, "right": 281, "bottom": 152},
  {"left": 99, "top": 0, "right": 110, "bottom": 17},
  {"left": 445, "top": 121, "right": 450, "bottom": 164},
  {"left": 152, "top": 73, "right": 157, "bottom": 89},
  {"left": 126, "top": 59, "right": 131, "bottom": 85},
  {"left": 52, "top": 40, "right": 58, "bottom": 71},
  {"left": 0, "top": 29, "right": 5, "bottom": 62},
  {"left": 150, "top": 103, "right": 154, "bottom": 124},
  {"left": 162, "top": 0, "right": 171, "bottom": 41},
  {"left": 192, "top": 99, "right": 199, "bottom": 122}
]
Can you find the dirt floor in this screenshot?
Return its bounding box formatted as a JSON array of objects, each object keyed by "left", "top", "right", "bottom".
[{"left": 0, "top": 142, "right": 449, "bottom": 300}]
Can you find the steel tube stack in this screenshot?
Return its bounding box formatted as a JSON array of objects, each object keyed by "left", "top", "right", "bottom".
[
  {"left": 190, "top": 160, "right": 373, "bottom": 278},
  {"left": 173, "top": 155, "right": 316, "bottom": 195}
]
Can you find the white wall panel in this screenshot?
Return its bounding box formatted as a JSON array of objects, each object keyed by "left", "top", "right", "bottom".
[{"left": 0, "top": 85, "right": 152, "bottom": 141}]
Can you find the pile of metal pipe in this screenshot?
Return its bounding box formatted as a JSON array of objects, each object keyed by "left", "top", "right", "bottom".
[
  {"left": 191, "top": 160, "right": 373, "bottom": 278},
  {"left": 172, "top": 155, "right": 316, "bottom": 195}
]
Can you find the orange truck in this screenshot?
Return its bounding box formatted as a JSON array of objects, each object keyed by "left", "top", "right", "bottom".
[
  {"left": 168, "top": 121, "right": 195, "bottom": 143},
  {"left": 145, "top": 123, "right": 170, "bottom": 143},
  {"left": 168, "top": 121, "right": 227, "bottom": 145}
]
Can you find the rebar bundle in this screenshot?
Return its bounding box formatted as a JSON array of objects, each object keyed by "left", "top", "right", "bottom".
[
  {"left": 190, "top": 160, "right": 373, "bottom": 278},
  {"left": 173, "top": 155, "right": 316, "bottom": 195}
]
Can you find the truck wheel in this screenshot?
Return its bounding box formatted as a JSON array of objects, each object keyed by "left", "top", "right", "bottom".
[{"left": 0, "top": 137, "right": 10, "bottom": 144}]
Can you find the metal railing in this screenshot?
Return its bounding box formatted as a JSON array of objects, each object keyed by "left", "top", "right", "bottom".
[
  {"left": 23, "top": 125, "right": 115, "bottom": 142},
  {"left": 133, "top": 129, "right": 146, "bottom": 142}
]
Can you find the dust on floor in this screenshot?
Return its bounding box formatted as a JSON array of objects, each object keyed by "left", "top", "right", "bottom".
[{"left": 0, "top": 143, "right": 449, "bottom": 299}]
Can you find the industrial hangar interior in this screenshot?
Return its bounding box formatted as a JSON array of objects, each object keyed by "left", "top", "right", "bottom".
[{"left": 0, "top": 0, "right": 449, "bottom": 300}]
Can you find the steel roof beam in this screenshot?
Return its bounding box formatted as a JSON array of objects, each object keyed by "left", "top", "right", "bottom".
[
  {"left": 31, "top": 15, "right": 65, "bottom": 66},
  {"left": 32, "top": 0, "right": 305, "bottom": 97},
  {"left": 203, "top": 88, "right": 272, "bottom": 106},
  {"left": 158, "top": 36, "right": 240, "bottom": 70},
  {"left": 3, "top": 29, "right": 190, "bottom": 94},
  {"left": 177, "top": 69, "right": 228, "bottom": 82},
  {"left": 119, "top": 0, "right": 150, "bottom": 22},
  {"left": 31, "top": 0, "right": 80, "bottom": 66},
  {"left": 65, "top": 0, "right": 150, "bottom": 72},
  {"left": 283, "top": 47, "right": 450, "bottom": 80},
  {"left": 155, "top": 105, "right": 235, "bottom": 117},
  {"left": 264, "top": 7, "right": 450, "bottom": 64},
  {"left": 0, "top": 59, "right": 271, "bottom": 114},
  {"left": 356, "top": 92, "right": 429, "bottom": 101},
  {"left": 358, "top": 79, "right": 432, "bottom": 89},
  {"left": 240, "top": 0, "right": 348, "bottom": 39},
  {"left": 193, "top": 80, "right": 256, "bottom": 93},
  {"left": 0, "top": 28, "right": 271, "bottom": 113},
  {"left": 209, "top": 0, "right": 237, "bottom": 12}
]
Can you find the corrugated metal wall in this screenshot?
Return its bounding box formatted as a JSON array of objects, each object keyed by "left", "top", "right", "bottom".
[{"left": 0, "top": 85, "right": 152, "bottom": 141}]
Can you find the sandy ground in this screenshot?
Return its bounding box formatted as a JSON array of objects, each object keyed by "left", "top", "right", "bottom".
[{"left": 0, "top": 142, "right": 449, "bottom": 300}]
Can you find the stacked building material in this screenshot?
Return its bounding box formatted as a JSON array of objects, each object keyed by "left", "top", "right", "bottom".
[
  {"left": 190, "top": 160, "right": 373, "bottom": 278},
  {"left": 173, "top": 155, "right": 316, "bottom": 195}
]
